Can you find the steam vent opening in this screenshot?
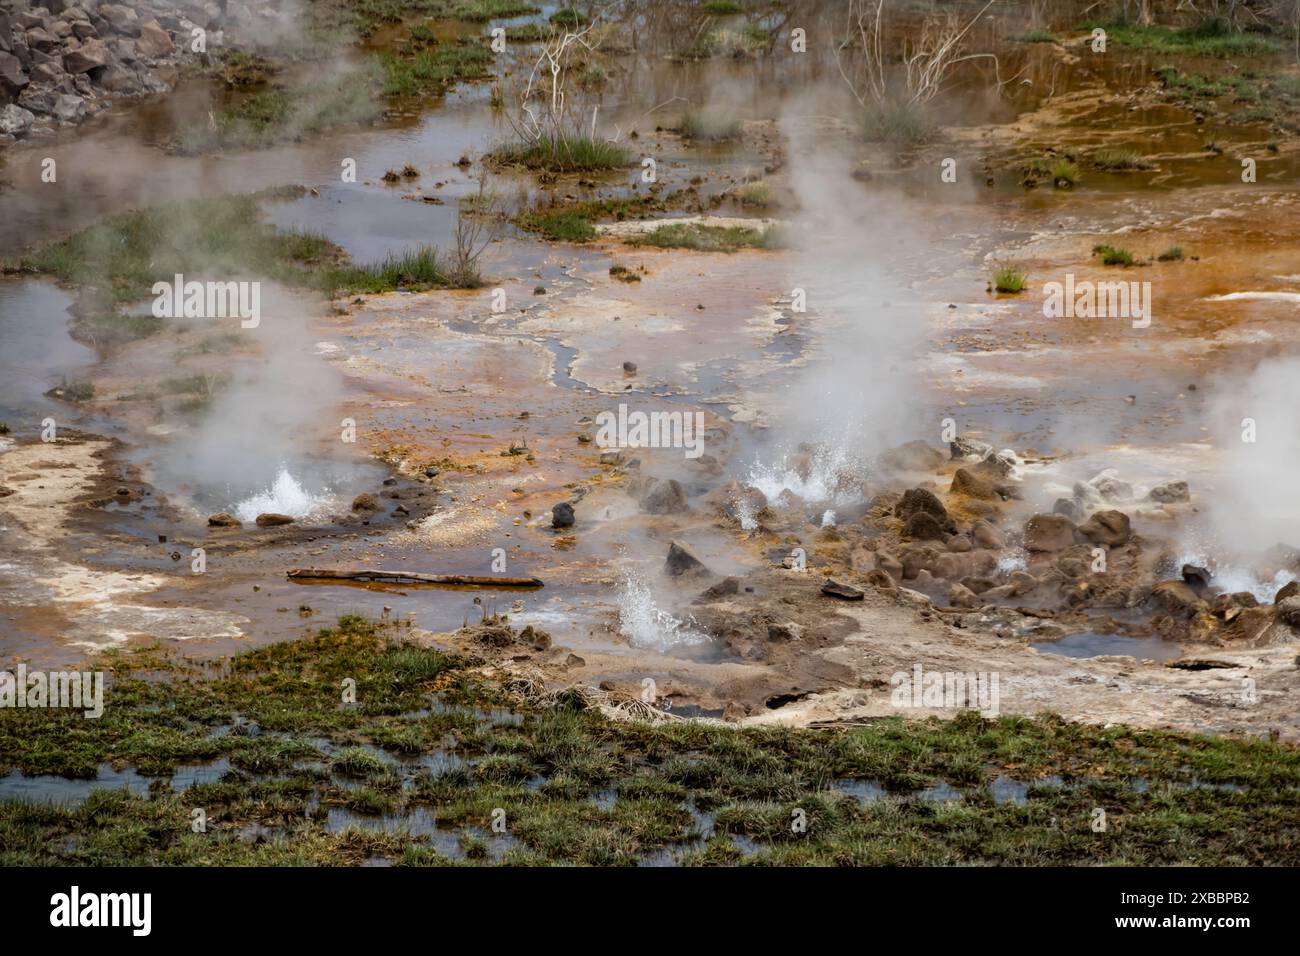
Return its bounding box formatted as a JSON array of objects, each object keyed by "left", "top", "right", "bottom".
[{"left": 3, "top": 0, "right": 1300, "bottom": 901}]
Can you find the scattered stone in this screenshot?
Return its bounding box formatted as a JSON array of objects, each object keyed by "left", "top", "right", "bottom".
[
  {"left": 551, "top": 501, "right": 575, "bottom": 528},
  {"left": 821, "top": 578, "right": 864, "bottom": 600},
  {"left": 895, "top": 487, "right": 948, "bottom": 523},
  {"left": 622, "top": 361, "right": 637, "bottom": 374},
  {"left": 945, "top": 533, "right": 972, "bottom": 553},
  {"left": 1024, "top": 513, "right": 1076, "bottom": 552},
  {"left": 1276, "top": 597, "right": 1300, "bottom": 628},
  {"left": 1150, "top": 580, "right": 1206, "bottom": 617},
  {"left": 63, "top": 39, "right": 110, "bottom": 73},
  {"left": 1009, "top": 571, "right": 1038, "bottom": 596},
  {"left": 351, "top": 493, "right": 379, "bottom": 512},
  {"left": 864, "top": 569, "right": 897, "bottom": 591},
  {"left": 950, "top": 467, "right": 999, "bottom": 500},
  {"left": 767, "top": 621, "right": 806, "bottom": 641},
  {"left": 0, "top": 103, "right": 34, "bottom": 135},
  {"left": 1053, "top": 497, "right": 1086, "bottom": 522},
  {"left": 903, "top": 510, "right": 947, "bottom": 541},
  {"left": 1089, "top": 469, "right": 1133, "bottom": 501},
  {"left": 698, "top": 577, "right": 740, "bottom": 600},
  {"left": 255, "top": 513, "right": 294, "bottom": 527},
  {"left": 665, "top": 539, "right": 711, "bottom": 577},
  {"left": 565, "top": 653, "right": 586, "bottom": 667},
  {"left": 519, "top": 625, "right": 551, "bottom": 651},
  {"left": 950, "top": 436, "right": 993, "bottom": 460},
  {"left": 207, "top": 512, "right": 241, "bottom": 528},
  {"left": 423, "top": 466, "right": 440, "bottom": 478},
  {"left": 949, "top": 583, "right": 980, "bottom": 608},
  {"left": 1077, "top": 510, "right": 1131, "bottom": 547},
  {"left": 1148, "top": 480, "right": 1189, "bottom": 503},
  {"left": 639, "top": 477, "right": 689, "bottom": 515}
]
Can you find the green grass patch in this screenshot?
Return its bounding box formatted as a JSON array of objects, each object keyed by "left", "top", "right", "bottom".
[
  {"left": 627, "top": 222, "right": 787, "bottom": 253},
  {"left": 991, "top": 263, "right": 1027, "bottom": 294},
  {"left": 704, "top": 0, "right": 744, "bottom": 14},
  {"left": 1090, "top": 148, "right": 1149, "bottom": 171},
  {"left": 514, "top": 194, "right": 667, "bottom": 241},
  {"left": 733, "top": 181, "right": 772, "bottom": 206},
  {"left": 381, "top": 45, "right": 492, "bottom": 96},
  {"left": 18, "top": 189, "right": 336, "bottom": 307},
  {"left": 1157, "top": 245, "right": 1184, "bottom": 261},
  {"left": 487, "top": 135, "right": 629, "bottom": 172},
  {"left": 1083, "top": 19, "right": 1280, "bottom": 57},
  {"left": 683, "top": 24, "right": 768, "bottom": 59},
  {"left": 177, "top": 67, "right": 382, "bottom": 152},
  {"left": 1093, "top": 244, "right": 1135, "bottom": 266},
  {"left": 3, "top": 617, "right": 1300, "bottom": 866},
  {"left": 323, "top": 246, "right": 457, "bottom": 294},
  {"left": 862, "top": 101, "right": 935, "bottom": 145}
]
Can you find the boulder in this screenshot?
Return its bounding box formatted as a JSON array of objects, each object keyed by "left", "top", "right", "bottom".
[
  {"left": 1072, "top": 480, "right": 1103, "bottom": 510},
  {"left": 551, "top": 501, "right": 574, "bottom": 528},
  {"left": 51, "top": 92, "right": 83, "bottom": 122},
  {"left": 1088, "top": 469, "right": 1133, "bottom": 501},
  {"left": 948, "top": 583, "right": 980, "bottom": 608},
  {"left": 24, "top": 26, "right": 56, "bottom": 52},
  {"left": 1077, "top": 510, "right": 1131, "bottom": 547},
  {"left": 254, "top": 513, "right": 294, "bottom": 527},
  {"left": 1273, "top": 580, "right": 1299, "bottom": 604},
  {"left": 1024, "top": 513, "right": 1076, "bottom": 552},
  {"left": 63, "top": 39, "right": 109, "bottom": 72},
  {"left": 950, "top": 436, "right": 993, "bottom": 460},
  {"left": 1148, "top": 480, "right": 1189, "bottom": 503},
  {"left": 1009, "top": 570, "right": 1038, "bottom": 596},
  {"left": 29, "top": 59, "right": 63, "bottom": 82},
  {"left": 98, "top": 4, "right": 140, "bottom": 36},
  {"left": 1276, "top": 597, "right": 1300, "bottom": 628},
  {"left": 665, "top": 539, "right": 710, "bottom": 577},
  {"left": 895, "top": 487, "right": 948, "bottom": 523},
  {"left": 0, "top": 102, "right": 34, "bottom": 134},
  {"left": 945, "top": 533, "right": 972, "bottom": 553},
  {"left": 903, "top": 510, "right": 946, "bottom": 541},
  {"left": 135, "top": 19, "right": 173, "bottom": 58},
  {"left": 350, "top": 493, "right": 379, "bottom": 512},
  {"left": 639, "top": 477, "right": 689, "bottom": 515},
  {"left": 1181, "top": 564, "right": 1212, "bottom": 588},
  {"left": 821, "top": 578, "right": 864, "bottom": 600},
  {"left": 950, "top": 467, "right": 998, "bottom": 499},
  {"left": 1053, "top": 497, "right": 1085, "bottom": 522},
  {"left": 1150, "top": 580, "right": 1206, "bottom": 617},
  {"left": 0, "top": 50, "right": 28, "bottom": 93}
]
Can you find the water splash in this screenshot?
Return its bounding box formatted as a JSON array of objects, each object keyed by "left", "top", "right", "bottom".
[
  {"left": 1177, "top": 550, "right": 1292, "bottom": 604},
  {"left": 618, "top": 573, "right": 710, "bottom": 650},
  {"left": 233, "top": 467, "right": 333, "bottom": 523},
  {"left": 743, "top": 444, "right": 865, "bottom": 507}
]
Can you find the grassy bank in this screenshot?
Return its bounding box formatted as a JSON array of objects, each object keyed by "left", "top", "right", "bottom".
[
  {"left": 3, "top": 616, "right": 1297, "bottom": 866},
  {"left": 15, "top": 189, "right": 474, "bottom": 333},
  {"left": 627, "top": 222, "right": 788, "bottom": 252},
  {"left": 1082, "top": 19, "right": 1281, "bottom": 57},
  {"left": 487, "top": 135, "right": 630, "bottom": 172},
  {"left": 514, "top": 195, "right": 668, "bottom": 242}
]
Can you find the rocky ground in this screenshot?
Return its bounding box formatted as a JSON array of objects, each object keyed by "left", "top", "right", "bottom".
[{"left": 0, "top": 0, "right": 289, "bottom": 142}]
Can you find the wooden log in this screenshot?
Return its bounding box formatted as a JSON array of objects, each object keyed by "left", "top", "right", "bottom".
[{"left": 286, "top": 568, "right": 543, "bottom": 588}]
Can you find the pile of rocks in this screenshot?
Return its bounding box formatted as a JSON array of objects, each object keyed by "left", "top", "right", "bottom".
[{"left": 0, "top": 0, "right": 287, "bottom": 143}]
